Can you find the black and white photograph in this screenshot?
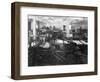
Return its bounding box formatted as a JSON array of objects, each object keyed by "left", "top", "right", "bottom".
[
  {"left": 11, "top": 2, "right": 97, "bottom": 79},
  {"left": 28, "top": 15, "right": 88, "bottom": 66}
]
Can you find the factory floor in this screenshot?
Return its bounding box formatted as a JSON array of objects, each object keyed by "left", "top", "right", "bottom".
[{"left": 28, "top": 43, "right": 88, "bottom": 66}]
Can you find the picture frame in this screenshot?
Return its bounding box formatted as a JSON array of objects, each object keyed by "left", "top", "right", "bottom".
[{"left": 11, "top": 2, "right": 98, "bottom": 80}]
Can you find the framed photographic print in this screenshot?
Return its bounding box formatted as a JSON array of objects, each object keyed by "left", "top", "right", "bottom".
[{"left": 11, "top": 2, "right": 98, "bottom": 80}]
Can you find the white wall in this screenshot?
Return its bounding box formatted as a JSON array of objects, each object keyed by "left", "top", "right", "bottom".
[{"left": 0, "top": 0, "right": 100, "bottom": 82}]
